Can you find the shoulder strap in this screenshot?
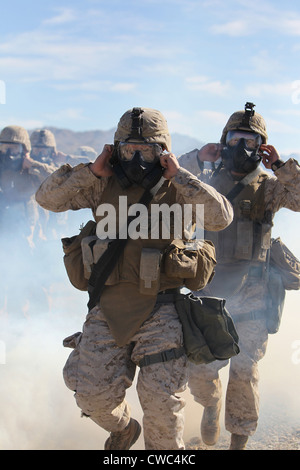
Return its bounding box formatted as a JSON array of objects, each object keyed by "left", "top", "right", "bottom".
[{"left": 225, "top": 166, "right": 262, "bottom": 203}]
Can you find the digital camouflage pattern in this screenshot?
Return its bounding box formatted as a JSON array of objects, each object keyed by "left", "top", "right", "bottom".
[
  {"left": 63, "top": 303, "right": 187, "bottom": 450},
  {"left": 0, "top": 125, "right": 31, "bottom": 152},
  {"left": 220, "top": 109, "right": 268, "bottom": 145},
  {"left": 114, "top": 107, "right": 172, "bottom": 151},
  {"left": 35, "top": 148, "right": 234, "bottom": 448},
  {"left": 178, "top": 151, "right": 300, "bottom": 437},
  {"left": 30, "top": 129, "right": 56, "bottom": 151},
  {"left": 189, "top": 280, "right": 268, "bottom": 436}
]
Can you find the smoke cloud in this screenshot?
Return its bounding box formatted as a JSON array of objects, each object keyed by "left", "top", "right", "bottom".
[{"left": 0, "top": 203, "right": 299, "bottom": 450}]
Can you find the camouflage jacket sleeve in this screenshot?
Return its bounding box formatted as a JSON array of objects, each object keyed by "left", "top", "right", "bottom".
[
  {"left": 264, "top": 158, "right": 300, "bottom": 213},
  {"left": 35, "top": 163, "right": 108, "bottom": 214},
  {"left": 177, "top": 149, "right": 203, "bottom": 176},
  {"left": 171, "top": 167, "right": 234, "bottom": 231},
  {"left": 28, "top": 160, "right": 56, "bottom": 181}
]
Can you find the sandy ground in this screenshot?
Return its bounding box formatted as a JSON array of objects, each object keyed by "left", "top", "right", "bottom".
[
  {"left": 0, "top": 246, "right": 299, "bottom": 451},
  {"left": 185, "top": 413, "right": 300, "bottom": 450}
]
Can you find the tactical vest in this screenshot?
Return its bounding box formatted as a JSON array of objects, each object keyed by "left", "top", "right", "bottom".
[
  {"left": 94, "top": 177, "right": 195, "bottom": 346},
  {"left": 202, "top": 168, "right": 272, "bottom": 297}
]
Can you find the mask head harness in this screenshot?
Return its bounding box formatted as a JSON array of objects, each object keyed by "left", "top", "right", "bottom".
[
  {"left": 221, "top": 102, "right": 263, "bottom": 174},
  {"left": 112, "top": 107, "right": 164, "bottom": 190}
]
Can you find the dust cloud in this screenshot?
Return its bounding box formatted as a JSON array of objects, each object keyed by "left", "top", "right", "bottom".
[{"left": 0, "top": 205, "right": 299, "bottom": 450}]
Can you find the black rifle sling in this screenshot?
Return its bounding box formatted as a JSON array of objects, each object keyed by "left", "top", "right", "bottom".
[
  {"left": 87, "top": 189, "right": 154, "bottom": 311},
  {"left": 225, "top": 167, "right": 261, "bottom": 203},
  {"left": 225, "top": 181, "right": 246, "bottom": 203}
]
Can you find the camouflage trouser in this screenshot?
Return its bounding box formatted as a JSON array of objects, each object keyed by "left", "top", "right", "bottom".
[
  {"left": 189, "top": 281, "right": 269, "bottom": 436},
  {"left": 63, "top": 303, "right": 187, "bottom": 450}
]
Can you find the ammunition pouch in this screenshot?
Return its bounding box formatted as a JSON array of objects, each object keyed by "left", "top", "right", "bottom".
[
  {"left": 139, "top": 248, "right": 162, "bottom": 295},
  {"left": 163, "top": 239, "right": 216, "bottom": 291},
  {"left": 61, "top": 220, "right": 96, "bottom": 291},
  {"left": 269, "top": 237, "right": 300, "bottom": 290},
  {"left": 174, "top": 293, "right": 240, "bottom": 364},
  {"left": 82, "top": 236, "right": 120, "bottom": 286}
]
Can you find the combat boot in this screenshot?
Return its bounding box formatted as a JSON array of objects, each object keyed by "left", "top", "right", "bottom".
[
  {"left": 201, "top": 404, "right": 221, "bottom": 446},
  {"left": 104, "top": 418, "right": 141, "bottom": 450},
  {"left": 229, "top": 433, "right": 249, "bottom": 450}
]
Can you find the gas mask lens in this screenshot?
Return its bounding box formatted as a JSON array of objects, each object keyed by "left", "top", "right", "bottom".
[
  {"left": 0, "top": 142, "right": 23, "bottom": 157},
  {"left": 31, "top": 146, "right": 54, "bottom": 162},
  {"left": 119, "top": 142, "right": 163, "bottom": 163},
  {"left": 226, "top": 131, "right": 262, "bottom": 150}
]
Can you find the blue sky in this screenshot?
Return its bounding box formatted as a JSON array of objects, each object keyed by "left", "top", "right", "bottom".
[{"left": 1, "top": 0, "right": 300, "bottom": 154}]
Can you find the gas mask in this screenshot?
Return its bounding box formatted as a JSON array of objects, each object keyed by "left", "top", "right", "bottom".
[
  {"left": 113, "top": 142, "right": 164, "bottom": 190},
  {"left": 112, "top": 107, "right": 165, "bottom": 190},
  {"left": 0, "top": 143, "right": 24, "bottom": 172},
  {"left": 221, "top": 130, "right": 262, "bottom": 174},
  {"left": 31, "top": 147, "right": 55, "bottom": 165}
]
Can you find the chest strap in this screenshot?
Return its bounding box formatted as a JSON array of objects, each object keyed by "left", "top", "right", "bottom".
[{"left": 225, "top": 166, "right": 262, "bottom": 203}]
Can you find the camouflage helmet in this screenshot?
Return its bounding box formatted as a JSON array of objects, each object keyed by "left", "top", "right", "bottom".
[
  {"left": 220, "top": 103, "right": 268, "bottom": 145},
  {"left": 114, "top": 107, "right": 171, "bottom": 151},
  {"left": 75, "top": 145, "right": 98, "bottom": 159},
  {"left": 30, "top": 129, "right": 56, "bottom": 151},
  {"left": 0, "top": 125, "right": 31, "bottom": 152}
]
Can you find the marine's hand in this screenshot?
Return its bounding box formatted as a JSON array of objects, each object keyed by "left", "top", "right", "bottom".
[
  {"left": 54, "top": 151, "right": 68, "bottom": 164},
  {"left": 198, "top": 143, "right": 223, "bottom": 162},
  {"left": 259, "top": 144, "right": 280, "bottom": 169},
  {"left": 22, "top": 153, "right": 34, "bottom": 169},
  {"left": 89, "top": 144, "right": 114, "bottom": 177},
  {"left": 159, "top": 152, "right": 179, "bottom": 179}
]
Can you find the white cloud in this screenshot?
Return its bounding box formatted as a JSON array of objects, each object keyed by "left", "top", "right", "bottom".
[
  {"left": 52, "top": 81, "right": 137, "bottom": 93},
  {"left": 209, "top": 3, "right": 300, "bottom": 38},
  {"left": 195, "top": 110, "right": 228, "bottom": 124},
  {"left": 0, "top": 118, "right": 44, "bottom": 129},
  {"left": 185, "top": 76, "right": 231, "bottom": 96},
  {"left": 245, "top": 82, "right": 294, "bottom": 98},
  {"left": 265, "top": 118, "right": 300, "bottom": 135},
  {"left": 42, "top": 8, "right": 78, "bottom": 25},
  {"left": 44, "top": 108, "right": 86, "bottom": 122},
  {"left": 111, "top": 83, "right": 137, "bottom": 92},
  {"left": 211, "top": 20, "right": 249, "bottom": 37},
  {"left": 281, "top": 19, "right": 300, "bottom": 36}
]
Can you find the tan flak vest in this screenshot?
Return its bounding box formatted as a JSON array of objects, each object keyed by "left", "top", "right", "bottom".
[
  {"left": 94, "top": 177, "right": 194, "bottom": 346},
  {"left": 203, "top": 167, "right": 272, "bottom": 297}
]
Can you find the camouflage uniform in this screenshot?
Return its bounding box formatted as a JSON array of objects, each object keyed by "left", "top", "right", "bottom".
[
  {"left": 63, "top": 303, "right": 187, "bottom": 449},
  {"left": 0, "top": 126, "right": 55, "bottom": 240},
  {"left": 35, "top": 108, "right": 233, "bottom": 450},
  {"left": 179, "top": 148, "right": 300, "bottom": 437},
  {"left": 0, "top": 126, "right": 56, "bottom": 317}
]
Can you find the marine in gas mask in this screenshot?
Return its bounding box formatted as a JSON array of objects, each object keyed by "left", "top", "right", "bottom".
[
  {"left": 30, "top": 129, "right": 57, "bottom": 165},
  {"left": 0, "top": 125, "right": 56, "bottom": 243},
  {"left": 178, "top": 103, "right": 300, "bottom": 450},
  {"left": 0, "top": 125, "right": 31, "bottom": 173},
  {"left": 110, "top": 107, "right": 168, "bottom": 190},
  {"left": 220, "top": 102, "right": 267, "bottom": 174}
]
